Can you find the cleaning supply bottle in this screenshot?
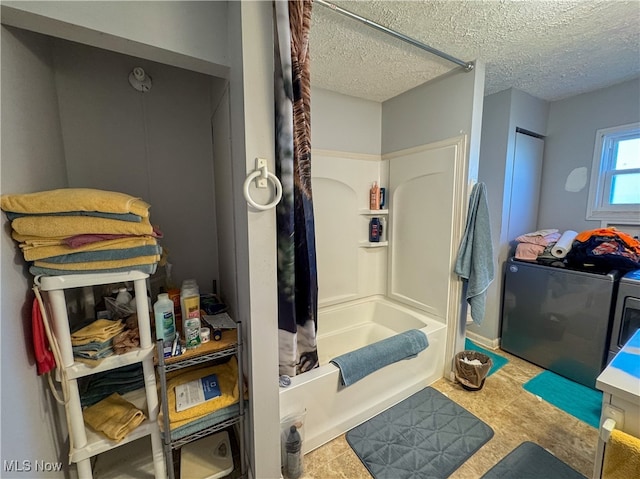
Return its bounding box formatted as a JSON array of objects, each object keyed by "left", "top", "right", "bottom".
[
  {"left": 369, "top": 182, "right": 380, "bottom": 210},
  {"left": 115, "top": 287, "right": 132, "bottom": 305},
  {"left": 153, "top": 293, "right": 176, "bottom": 343},
  {"left": 285, "top": 425, "right": 302, "bottom": 479}
]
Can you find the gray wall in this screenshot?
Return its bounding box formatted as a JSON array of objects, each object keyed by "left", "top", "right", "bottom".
[
  {"left": 470, "top": 79, "right": 640, "bottom": 346},
  {"left": 312, "top": 87, "right": 382, "bottom": 155},
  {"left": 537, "top": 78, "right": 640, "bottom": 232},
  {"left": 467, "top": 88, "right": 550, "bottom": 344},
  {"left": 382, "top": 65, "right": 485, "bottom": 156},
  {"left": 1, "top": 0, "right": 229, "bottom": 78},
  {"left": 1, "top": 26, "right": 71, "bottom": 477},
  {"left": 52, "top": 38, "right": 220, "bottom": 292}
]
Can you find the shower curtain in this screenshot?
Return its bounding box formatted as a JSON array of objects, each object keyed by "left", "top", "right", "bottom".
[{"left": 274, "top": 0, "right": 318, "bottom": 377}]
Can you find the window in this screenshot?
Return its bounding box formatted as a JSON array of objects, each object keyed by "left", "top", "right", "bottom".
[{"left": 587, "top": 122, "right": 640, "bottom": 223}]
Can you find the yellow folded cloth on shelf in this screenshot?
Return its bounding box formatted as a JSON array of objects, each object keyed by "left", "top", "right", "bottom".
[
  {"left": 71, "top": 319, "right": 125, "bottom": 346},
  {"left": 21, "top": 236, "right": 158, "bottom": 261},
  {"left": 11, "top": 215, "right": 154, "bottom": 237},
  {"left": 603, "top": 429, "right": 640, "bottom": 479},
  {"left": 165, "top": 356, "right": 240, "bottom": 430},
  {"left": 1, "top": 188, "right": 150, "bottom": 218},
  {"left": 83, "top": 393, "right": 146, "bottom": 442},
  {"left": 12, "top": 232, "right": 70, "bottom": 247},
  {"left": 35, "top": 254, "right": 160, "bottom": 271}
]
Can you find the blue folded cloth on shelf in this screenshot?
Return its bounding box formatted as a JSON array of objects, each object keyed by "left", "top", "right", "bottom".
[
  {"left": 41, "top": 244, "right": 162, "bottom": 264},
  {"left": 330, "top": 329, "right": 428, "bottom": 387},
  {"left": 29, "top": 263, "right": 158, "bottom": 276},
  {"left": 4, "top": 210, "right": 143, "bottom": 223}
]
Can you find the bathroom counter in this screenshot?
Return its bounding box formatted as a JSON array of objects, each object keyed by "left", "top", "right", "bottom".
[
  {"left": 596, "top": 329, "right": 640, "bottom": 405},
  {"left": 593, "top": 329, "right": 640, "bottom": 478}
]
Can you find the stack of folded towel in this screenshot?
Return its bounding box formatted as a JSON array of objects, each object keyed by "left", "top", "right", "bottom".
[
  {"left": 0, "top": 188, "right": 163, "bottom": 276},
  {"left": 71, "top": 319, "right": 125, "bottom": 362},
  {"left": 79, "top": 364, "right": 145, "bottom": 407},
  {"left": 514, "top": 229, "right": 561, "bottom": 261},
  {"left": 83, "top": 392, "right": 146, "bottom": 442}
]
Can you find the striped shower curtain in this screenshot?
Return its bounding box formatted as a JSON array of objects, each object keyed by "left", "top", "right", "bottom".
[{"left": 274, "top": 0, "right": 318, "bottom": 377}]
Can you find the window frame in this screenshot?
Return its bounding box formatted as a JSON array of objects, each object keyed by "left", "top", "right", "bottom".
[{"left": 586, "top": 122, "right": 640, "bottom": 223}]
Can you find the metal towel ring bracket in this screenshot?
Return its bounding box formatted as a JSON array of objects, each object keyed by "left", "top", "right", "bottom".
[{"left": 243, "top": 158, "right": 283, "bottom": 210}]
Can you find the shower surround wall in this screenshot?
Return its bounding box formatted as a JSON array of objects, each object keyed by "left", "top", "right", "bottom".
[
  {"left": 311, "top": 62, "right": 485, "bottom": 370},
  {"left": 280, "top": 72, "right": 485, "bottom": 452}
]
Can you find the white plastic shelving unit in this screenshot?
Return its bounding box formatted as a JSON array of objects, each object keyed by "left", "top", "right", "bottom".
[{"left": 37, "top": 271, "right": 165, "bottom": 479}]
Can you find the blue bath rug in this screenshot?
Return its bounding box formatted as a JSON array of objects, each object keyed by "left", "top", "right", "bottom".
[
  {"left": 346, "top": 387, "right": 494, "bottom": 479},
  {"left": 523, "top": 370, "right": 602, "bottom": 428},
  {"left": 464, "top": 339, "right": 508, "bottom": 376},
  {"left": 480, "top": 442, "right": 587, "bottom": 479}
]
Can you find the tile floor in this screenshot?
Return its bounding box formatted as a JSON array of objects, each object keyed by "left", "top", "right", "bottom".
[{"left": 300, "top": 348, "right": 599, "bottom": 479}]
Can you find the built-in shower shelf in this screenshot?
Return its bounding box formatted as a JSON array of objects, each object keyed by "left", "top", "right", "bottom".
[
  {"left": 359, "top": 209, "right": 389, "bottom": 215},
  {"left": 359, "top": 241, "right": 389, "bottom": 248}
]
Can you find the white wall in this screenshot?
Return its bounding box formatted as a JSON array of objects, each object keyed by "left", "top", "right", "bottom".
[
  {"left": 537, "top": 78, "right": 640, "bottom": 232},
  {"left": 1, "top": 26, "right": 71, "bottom": 477},
  {"left": 227, "top": 2, "right": 281, "bottom": 478}
]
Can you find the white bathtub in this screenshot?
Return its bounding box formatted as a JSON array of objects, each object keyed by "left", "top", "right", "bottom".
[{"left": 279, "top": 297, "right": 446, "bottom": 453}]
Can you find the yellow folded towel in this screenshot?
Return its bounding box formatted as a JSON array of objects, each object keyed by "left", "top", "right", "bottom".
[
  {"left": 11, "top": 215, "right": 154, "bottom": 237},
  {"left": 22, "top": 236, "right": 157, "bottom": 261},
  {"left": 71, "top": 319, "right": 125, "bottom": 345},
  {"left": 603, "top": 429, "right": 640, "bottom": 479},
  {"left": 83, "top": 393, "right": 146, "bottom": 442},
  {"left": 34, "top": 254, "right": 160, "bottom": 271},
  {"left": 12, "top": 232, "right": 71, "bottom": 247},
  {"left": 165, "top": 357, "right": 240, "bottom": 430},
  {"left": 1, "top": 188, "right": 150, "bottom": 217}
]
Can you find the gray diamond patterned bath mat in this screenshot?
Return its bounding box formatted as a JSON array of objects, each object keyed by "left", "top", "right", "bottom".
[
  {"left": 480, "top": 442, "right": 587, "bottom": 479},
  {"left": 346, "top": 387, "right": 494, "bottom": 479}
]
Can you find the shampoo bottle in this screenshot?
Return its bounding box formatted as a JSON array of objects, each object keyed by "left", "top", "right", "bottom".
[
  {"left": 369, "top": 217, "right": 381, "bottom": 242},
  {"left": 369, "top": 182, "right": 380, "bottom": 210}
]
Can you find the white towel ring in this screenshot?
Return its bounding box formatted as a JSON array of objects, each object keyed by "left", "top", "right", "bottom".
[{"left": 243, "top": 160, "right": 283, "bottom": 211}]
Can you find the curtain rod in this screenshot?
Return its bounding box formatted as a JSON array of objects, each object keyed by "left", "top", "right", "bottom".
[{"left": 315, "top": 0, "right": 474, "bottom": 72}]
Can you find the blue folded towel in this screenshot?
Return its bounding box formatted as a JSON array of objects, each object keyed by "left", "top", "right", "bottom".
[
  {"left": 330, "top": 329, "right": 428, "bottom": 387},
  {"left": 454, "top": 182, "right": 494, "bottom": 325},
  {"left": 41, "top": 244, "right": 162, "bottom": 264},
  {"left": 29, "top": 263, "right": 158, "bottom": 276}
]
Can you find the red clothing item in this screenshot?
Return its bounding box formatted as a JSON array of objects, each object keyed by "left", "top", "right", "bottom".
[{"left": 32, "top": 297, "right": 56, "bottom": 375}]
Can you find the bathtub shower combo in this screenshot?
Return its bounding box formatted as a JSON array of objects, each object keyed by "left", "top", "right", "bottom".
[{"left": 279, "top": 138, "right": 470, "bottom": 453}]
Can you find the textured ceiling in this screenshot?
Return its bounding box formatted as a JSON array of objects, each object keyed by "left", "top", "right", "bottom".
[{"left": 310, "top": 0, "right": 640, "bottom": 102}]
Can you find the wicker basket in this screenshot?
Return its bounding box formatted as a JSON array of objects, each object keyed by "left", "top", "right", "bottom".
[{"left": 454, "top": 351, "right": 493, "bottom": 391}]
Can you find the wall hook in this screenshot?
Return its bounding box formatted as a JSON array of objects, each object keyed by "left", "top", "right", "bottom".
[{"left": 243, "top": 158, "right": 283, "bottom": 210}]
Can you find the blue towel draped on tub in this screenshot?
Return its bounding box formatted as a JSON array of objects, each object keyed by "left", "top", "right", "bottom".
[{"left": 330, "top": 329, "right": 428, "bottom": 386}]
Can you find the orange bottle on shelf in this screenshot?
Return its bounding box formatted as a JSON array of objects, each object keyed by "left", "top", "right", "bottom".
[{"left": 369, "top": 182, "right": 380, "bottom": 210}]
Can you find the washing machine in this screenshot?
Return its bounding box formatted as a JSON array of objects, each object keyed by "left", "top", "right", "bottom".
[{"left": 608, "top": 269, "right": 640, "bottom": 363}]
